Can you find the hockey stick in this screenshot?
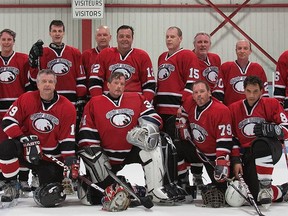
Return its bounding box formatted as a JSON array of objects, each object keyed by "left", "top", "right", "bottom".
[
  {"left": 283, "top": 141, "right": 288, "bottom": 170},
  {"left": 186, "top": 137, "right": 265, "bottom": 216},
  {"left": 238, "top": 174, "right": 265, "bottom": 216},
  {"left": 104, "top": 164, "right": 154, "bottom": 209}
]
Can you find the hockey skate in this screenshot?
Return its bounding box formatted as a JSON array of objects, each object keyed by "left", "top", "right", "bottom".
[
  {"left": 193, "top": 174, "right": 204, "bottom": 191},
  {"left": 62, "top": 177, "right": 74, "bottom": 195},
  {"left": 257, "top": 179, "right": 272, "bottom": 209},
  {"left": 278, "top": 182, "right": 288, "bottom": 202},
  {"left": 31, "top": 175, "right": 39, "bottom": 191},
  {"left": 1, "top": 180, "right": 20, "bottom": 208},
  {"left": 0, "top": 180, "right": 5, "bottom": 191},
  {"left": 19, "top": 181, "right": 31, "bottom": 198}
]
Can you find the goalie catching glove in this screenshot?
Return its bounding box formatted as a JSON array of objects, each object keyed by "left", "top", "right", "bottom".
[
  {"left": 19, "top": 135, "right": 42, "bottom": 165},
  {"left": 126, "top": 118, "right": 160, "bottom": 151},
  {"left": 29, "top": 39, "right": 44, "bottom": 68},
  {"left": 102, "top": 183, "right": 130, "bottom": 212},
  {"left": 253, "top": 122, "right": 284, "bottom": 140},
  {"left": 214, "top": 155, "right": 230, "bottom": 182}
]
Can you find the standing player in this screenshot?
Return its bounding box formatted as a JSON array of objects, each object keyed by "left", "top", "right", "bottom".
[
  {"left": 177, "top": 80, "right": 233, "bottom": 191},
  {"left": 28, "top": 20, "right": 87, "bottom": 127},
  {"left": 0, "top": 69, "right": 79, "bottom": 207},
  {"left": 82, "top": 25, "right": 112, "bottom": 97},
  {"left": 155, "top": 26, "right": 200, "bottom": 188},
  {"left": 213, "top": 39, "right": 269, "bottom": 106},
  {"left": 229, "top": 75, "right": 288, "bottom": 209},
  {"left": 78, "top": 72, "right": 183, "bottom": 207},
  {"left": 190, "top": 32, "right": 222, "bottom": 187},
  {"left": 89, "top": 25, "right": 156, "bottom": 102},
  {"left": 0, "top": 29, "right": 31, "bottom": 195},
  {"left": 274, "top": 49, "right": 288, "bottom": 114}
]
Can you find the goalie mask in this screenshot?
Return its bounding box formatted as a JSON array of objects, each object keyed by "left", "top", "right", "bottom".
[
  {"left": 201, "top": 184, "right": 225, "bottom": 208},
  {"left": 225, "top": 180, "right": 247, "bottom": 207}
]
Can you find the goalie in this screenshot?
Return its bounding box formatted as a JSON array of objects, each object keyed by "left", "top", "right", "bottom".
[{"left": 77, "top": 72, "right": 186, "bottom": 211}]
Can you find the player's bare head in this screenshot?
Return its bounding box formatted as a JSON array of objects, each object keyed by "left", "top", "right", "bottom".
[
  {"left": 0, "top": 29, "right": 16, "bottom": 42},
  {"left": 36, "top": 69, "right": 57, "bottom": 84},
  {"left": 49, "top": 20, "right": 65, "bottom": 32},
  {"left": 236, "top": 39, "right": 251, "bottom": 51},
  {"left": 97, "top": 25, "right": 110, "bottom": 34},
  {"left": 167, "top": 26, "right": 182, "bottom": 37},
  {"left": 244, "top": 75, "right": 263, "bottom": 90},
  {"left": 117, "top": 25, "right": 134, "bottom": 38},
  {"left": 108, "top": 72, "right": 126, "bottom": 84},
  {"left": 192, "top": 80, "right": 211, "bottom": 93},
  {"left": 193, "top": 32, "right": 211, "bottom": 46}
]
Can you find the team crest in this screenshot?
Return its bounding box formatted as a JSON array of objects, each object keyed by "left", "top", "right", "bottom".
[
  {"left": 190, "top": 123, "right": 208, "bottom": 143},
  {"left": 106, "top": 108, "right": 134, "bottom": 128},
  {"left": 109, "top": 64, "right": 135, "bottom": 80},
  {"left": 238, "top": 117, "right": 264, "bottom": 138},
  {"left": 47, "top": 58, "right": 72, "bottom": 75},
  {"left": 30, "top": 113, "right": 59, "bottom": 133},
  {"left": 0, "top": 67, "right": 19, "bottom": 84},
  {"left": 203, "top": 66, "right": 218, "bottom": 84},
  {"left": 158, "top": 64, "right": 175, "bottom": 81},
  {"left": 230, "top": 76, "right": 246, "bottom": 94}
]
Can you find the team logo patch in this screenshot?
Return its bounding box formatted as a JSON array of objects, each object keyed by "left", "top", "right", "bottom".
[
  {"left": 30, "top": 113, "right": 59, "bottom": 133},
  {"left": 203, "top": 66, "right": 218, "bottom": 84},
  {"left": 158, "top": 64, "right": 175, "bottom": 81},
  {"left": 0, "top": 67, "right": 19, "bottom": 84},
  {"left": 109, "top": 64, "right": 135, "bottom": 80},
  {"left": 238, "top": 117, "right": 264, "bottom": 138},
  {"left": 106, "top": 108, "right": 134, "bottom": 128},
  {"left": 47, "top": 58, "right": 72, "bottom": 76},
  {"left": 190, "top": 123, "right": 208, "bottom": 143},
  {"left": 230, "top": 76, "right": 246, "bottom": 94}
]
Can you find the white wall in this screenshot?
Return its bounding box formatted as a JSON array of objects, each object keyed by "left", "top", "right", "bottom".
[{"left": 0, "top": 1, "right": 288, "bottom": 82}]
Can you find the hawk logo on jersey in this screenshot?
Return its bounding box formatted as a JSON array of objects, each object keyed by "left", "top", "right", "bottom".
[
  {"left": 203, "top": 66, "right": 219, "bottom": 84},
  {"left": 47, "top": 58, "right": 72, "bottom": 76},
  {"left": 106, "top": 108, "right": 134, "bottom": 128},
  {"left": 0, "top": 67, "right": 19, "bottom": 84},
  {"left": 238, "top": 117, "right": 265, "bottom": 137},
  {"left": 230, "top": 76, "right": 246, "bottom": 94},
  {"left": 190, "top": 123, "right": 208, "bottom": 143},
  {"left": 158, "top": 64, "right": 175, "bottom": 81},
  {"left": 30, "top": 113, "right": 59, "bottom": 133},
  {"left": 109, "top": 64, "right": 135, "bottom": 81}
]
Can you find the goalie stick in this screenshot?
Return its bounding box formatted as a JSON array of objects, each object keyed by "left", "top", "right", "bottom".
[
  {"left": 104, "top": 164, "right": 154, "bottom": 209},
  {"left": 186, "top": 137, "right": 265, "bottom": 216}
]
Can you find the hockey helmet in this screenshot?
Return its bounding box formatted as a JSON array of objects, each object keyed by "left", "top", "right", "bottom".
[{"left": 225, "top": 180, "right": 247, "bottom": 207}]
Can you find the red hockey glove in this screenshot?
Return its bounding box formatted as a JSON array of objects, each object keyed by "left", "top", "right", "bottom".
[
  {"left": 175, "top": 117, "right": 191, "bottom": 140},
  {"left": 64, "top": 156, "right": 80, "bottom": 180},
  {"left": 214, "top": 156, "right": 230, "bottom": 182}
]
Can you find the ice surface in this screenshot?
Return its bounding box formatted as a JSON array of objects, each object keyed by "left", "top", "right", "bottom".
[{"left": 1, "top": 154, "right": 288, "bottom": 216}]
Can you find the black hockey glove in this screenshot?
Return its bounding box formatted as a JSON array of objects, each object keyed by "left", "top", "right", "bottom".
[
  {"left": 253, "top": 122, "right": 284, "bottom": 140},
  {"left": 19, "top": 135, "right": 42, "bottom": 165},
  {"left": 29, "top": 39, "right": 44, "bottom": 68}
]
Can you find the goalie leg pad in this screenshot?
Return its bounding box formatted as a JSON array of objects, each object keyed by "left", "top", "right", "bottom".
[{"left": 78, "top": 145, "right": 111, "bottom": 183}]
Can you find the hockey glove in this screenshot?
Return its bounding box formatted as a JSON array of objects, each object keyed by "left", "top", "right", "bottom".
[
  {"left": 214, "top": 155, "right": 230, "bottom": 182},
  {"left": 175, "top": 117, "right": 191, "bottom": 140},
  {"left": 20, "top": 135, "right": 42, "bottom": 165},
  {"left": 253, "top": 122, "right": 284, "bottom": 140},
  {"left": 64, "top": 156, "right": 80, "bottom": 180},
  {"left": 29, "top": 39, "right": 44, "bottom": 68},
  {"left": 102, "top": 183, "right": 130, "bottom": 212}
]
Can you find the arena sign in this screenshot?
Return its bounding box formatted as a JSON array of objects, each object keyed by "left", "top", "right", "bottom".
[{"left": 72, "top": 0, "right": 104, "bottom": 19}]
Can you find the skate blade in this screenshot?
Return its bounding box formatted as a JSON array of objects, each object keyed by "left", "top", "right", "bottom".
[
  {"left": 261, "top": 203, "right": 271, "bottom": 210},
  {"left": 1, "top": 199, "right": 18, "bottom": 209},
  {"left": 20, "top": 190, "right": 30, "bottom": 198}
]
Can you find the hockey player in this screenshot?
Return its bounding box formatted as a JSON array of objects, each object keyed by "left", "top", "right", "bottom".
[
  {"left": 213, "top": 39, "right": 269, "bottom": 106},
  {"left": 229, "top": 75, "right": 288, "bottom": 209},
  {"left": 0, "top": 29, "right": 32, "bottom": 196},
  {"left": 77, "top": 72, "right": 184, "bottom": 208},
  {"left": 190, "top": 32, "right": 222, "bottom": 188},
  {"left": 0, "top": 69, "right": 79, "bottom": 207},
  {"left": 155, "top": 26, "right": 200, "bottom": 189},
  {"left": 177, "top": 80, "right": 233, "bottom": 191},
  {"left": 88, "top": 25, "right": 156, "bottom": 103},
  {"left": 274, "top": 49, "right": 288, "bottom": 114},
  {"left": 28, "top": 20, "right": 87, "bottom": 131},
  {"left": 81, "top": 25, "right": 112, "bottom": 98}
]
